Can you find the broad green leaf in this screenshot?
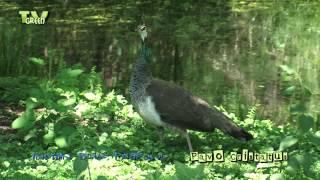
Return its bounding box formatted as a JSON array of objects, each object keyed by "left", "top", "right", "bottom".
[
  {"left": 309, "top": 133, "right": 320, "bottom": 145},
  {"left": 283, "top": 86, "right": 296, "bottom": 96},
  {"left": 43, "top": 130, "right": 55, "bottom": 144},
  {"left": 296, "top": 154, "right": 313, "bottom": 175},
  {"left": 12, "top": 115, "right": 29, "bottom": 129},
  {"left": 279, "top": 136, "right": 298, "bottom": 151},
  {"left": 2, "top": 161, "right": 10, "bottom": 168},
  {"left": 83, "top": 92, "right": 97, "bottom": 101},
  {"left": 270, "top": 174, "right": 284, "bottom": 180},
  {"left": 29, "top": 57, "right": 45, "bottom": 65},
  {"left": 96, "top": 176, "right": 108, "bottom": 180},
  {"left": 24, "top": 128, "right": 37, "bottom": 141},
  {"left": 286, "top": 156, "right": 299, "bottom": 173},
  {"left": 26, "top": 110, "right": 35, "bottom": 121},
  {"left": 60, "top": 126, "right": 76, "bottom": 136},
  {"left": 67, "top": 69, "right": 83, "bottom": 77},
  {"left": 26, "top": 98, "right": 37, "bottom": 110},
  {"left": 11, "top": 110, "right": 35, "bottom": 129},
  {"left": 54, "top": 136, "right": 68, "bottom": 148},
  {"left": 174, "top": 161, "right": 205, "bottom": 179},
  {"left": 57, "top": 97, "right": 76, "bottom": 106},
  {"left": 297, "top": 114, "right": 314, "bottom": 132},
  {"left": 303, "top": 86, "right": 312, "bottom": 97},
  {"left": 288, "top": 153, "right": 313, "bottom": 175},
  {"left": 36, "top": 165, "right": 48, "bottom": 173},
  {"left": 73, "top": 157, "right": 88, "bottom": 175},
  {"left": 279, "top": 65, "right": 294, "bottom": 74},
  {"left": 290, "top": 103, "right": 306, "bottom": 114}
]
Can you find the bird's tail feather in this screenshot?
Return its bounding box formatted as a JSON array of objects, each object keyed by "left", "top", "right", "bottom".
[
  {"left": 211, "top": 110, "right": 253, "bottom": 141},
  {"left": 227, "top": 126, "right": 253, "bottom": 141}
]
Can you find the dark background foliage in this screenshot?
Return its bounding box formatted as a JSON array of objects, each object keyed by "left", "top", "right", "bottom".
[{"left": 0, "top": 0, "right": 319, "bottom": 179}]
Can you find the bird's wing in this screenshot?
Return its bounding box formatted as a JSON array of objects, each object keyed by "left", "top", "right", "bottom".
[
  {"left": 146, "top": 79, "right": 216, "bottom": 132},
  {"left": 146, "top": 79, "right": 253, "bottom": 141}
]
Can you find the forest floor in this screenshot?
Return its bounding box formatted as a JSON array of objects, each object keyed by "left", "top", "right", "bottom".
[{"left": 0, "top": 72, "right": 319, "bottom": 179}]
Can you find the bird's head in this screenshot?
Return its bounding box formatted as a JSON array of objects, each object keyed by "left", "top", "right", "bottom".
[{"left": 137, "top": 24, "right": 147, "bottom": 42}]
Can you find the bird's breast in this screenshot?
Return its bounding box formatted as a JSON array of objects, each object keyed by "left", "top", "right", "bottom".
[{"left": 137, "top": 96, "right": 163, "bottom": 127}]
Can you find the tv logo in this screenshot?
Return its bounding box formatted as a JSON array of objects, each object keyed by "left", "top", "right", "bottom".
[{"left": 18, "top": 11, "right": 48, "bottom": 24}]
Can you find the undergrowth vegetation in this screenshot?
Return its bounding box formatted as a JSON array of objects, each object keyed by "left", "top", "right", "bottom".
[{"left": 0, "top": 65, "right": 319, "bottom": 179}]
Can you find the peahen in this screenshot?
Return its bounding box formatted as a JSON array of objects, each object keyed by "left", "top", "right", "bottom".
[{"left": 129, "top": 24, "right": 253, "bottom": 152}]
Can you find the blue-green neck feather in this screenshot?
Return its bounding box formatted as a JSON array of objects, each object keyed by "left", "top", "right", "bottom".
[
  {"left": 135, "top": 40, "right": 152, "bottom": 76},
  {"left": 139, "top": 40, "right": 151, "bottom": 60},
  {"left": 129, "top": 39, "right": 153, "bottom": 105}
]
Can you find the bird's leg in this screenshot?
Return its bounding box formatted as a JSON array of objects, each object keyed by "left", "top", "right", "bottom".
[
  {"left": 177, "top": 129, "right": 193, "bottom": 152},
  {"left": 185, "top": 131, "right": 194, "bottom": 153},
  {"left": 156, "top": 127, "right": 165, "bottom": 144}
]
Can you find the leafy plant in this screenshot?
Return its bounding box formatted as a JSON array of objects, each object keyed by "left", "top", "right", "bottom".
[{"left": 9, "top": 65, "right": 133, "bottom": 150}]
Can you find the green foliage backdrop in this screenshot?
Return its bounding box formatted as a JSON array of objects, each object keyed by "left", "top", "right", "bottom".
[{"left": 0, "top": 0, "right": 319, "bottom": 179}]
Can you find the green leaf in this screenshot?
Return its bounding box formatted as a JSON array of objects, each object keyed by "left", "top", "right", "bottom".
[
  {"left": 279, "top": 136, "right": 298, "bottom": 151},
  {"left": 290, "top": 103, "right": 306, "bottom": 114},
  {"left": 12, "top": 115, "right": 29, "bottom": 129},
  {"left": 26, "top": 98, "right": 37, "bottom": 110},
  {"left": 11, "top": 110, "right": 35, "bottom": 129},
  {"left": 283, "top": 86, "right": 296, "bottom": 96},
  {"left": 43, "top": 130, "right": 55, "bottom": 144},
  {"left": 309, "top": 132, "right": 320, "bottom": 145},
  {"left": 60, "top": 126, "right": 76, "bottom": 136},
  {"left": 174, "top": 161, "right": 205, "bottom": 179},
  {"left": 24, "top": 128, "right": 37, "bottom": 141},
  {"left": 296, "top": 153, "right": 313, "bottom": 172},
  {"left": 2, "top": 161, "right": 10, "bottom": 168},
  {"left": 83, "top": 92, "right": 97, "bottom": 101},
  {"left": 29, "top": 57, "right": 45, "bottom": 65},
  {"left": 67, "top": 69, "right": 83, "bottom": 77},
  {"left": 54, "top": 136, "right": 68, "bottom": 148},
  {"left": 297, "top": 114, "right": 314, "bottom": 132},
  {"left": 73, "top": 157, "right": 88, "bottom": 176},
  {"left": 270, "top": 174, "right": 285, "bottom": 180},
  {"left": 287, "top": 153, "right": 313, "bottom": 175},
  {"left": 303, "top": 86, "right": 312, "bottom": 97},
  {"left": 57, "top": 97, "right": 76, "bottom": 106},
  {"left": 279, "top": 65, "right": 294, "bottom": 75},
  {"left": 286, "top": 155, "right": 299, "bottom": 172},
  {"left": 36, "top": 165, "right": 48, "bottom": 173},
  {"left": 96, "top": 176, "right": 108, "bottom": 180}
]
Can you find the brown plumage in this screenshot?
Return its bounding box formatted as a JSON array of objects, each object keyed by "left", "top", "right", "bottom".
[{"left": 146, "top": 79, "right": 253, "bottom": 141}]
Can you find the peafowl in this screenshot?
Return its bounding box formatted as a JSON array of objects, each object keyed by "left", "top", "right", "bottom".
[{"left": 129, "top": 24, "right": 253, "bottom": 152}]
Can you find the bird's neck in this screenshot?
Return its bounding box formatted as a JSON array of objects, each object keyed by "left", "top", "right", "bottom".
[
  {"left": 130, "top": 40, "right": 152, "bottom": 100},
  {"left": 139, "top": 40, "right": 151, "bottom": 63},
  {"left": 133, "top": 40, "right": 152, "bottom": 80}
]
